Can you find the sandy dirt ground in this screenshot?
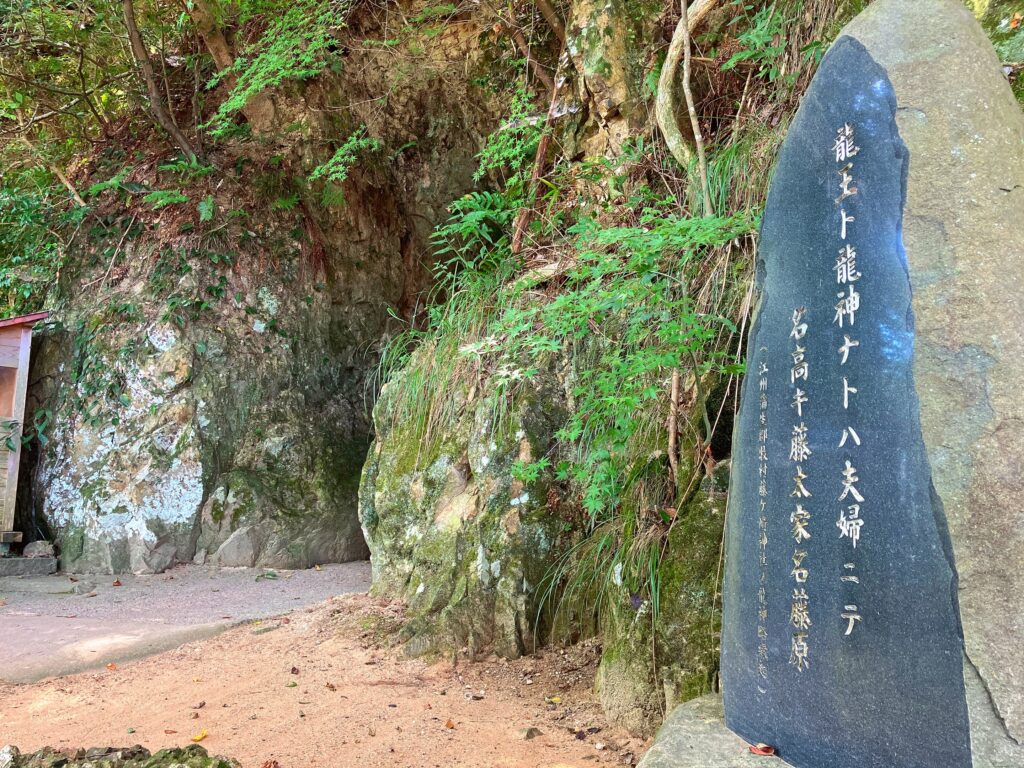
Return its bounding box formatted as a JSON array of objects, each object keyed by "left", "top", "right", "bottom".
[
  {"left": 1, "top": 592, "right": 648, "bottom": 767},
  {"left": 0, "top": 563, "right": 372, "bottom": 682}
]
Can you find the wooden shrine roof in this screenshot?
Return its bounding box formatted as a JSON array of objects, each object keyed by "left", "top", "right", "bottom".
[{"left": 0, "top": 311, "right": 49, "bottom": 330}]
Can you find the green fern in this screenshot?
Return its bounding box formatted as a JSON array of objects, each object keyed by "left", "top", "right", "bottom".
[
  {"left": 143, "top": 190, "right": 189, "bottom": 210},
  {"left": 198, "top": 195, "right": 216, "bottom": 222},
  {"left": 206, "top": 0, "right": 355, "bottom": 136}
]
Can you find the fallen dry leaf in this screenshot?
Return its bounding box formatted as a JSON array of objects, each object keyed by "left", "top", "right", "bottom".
[
  {"left": 325, "top": 682, "right": 336, "bottom": 691},
  {"left": 191, "top": 728, "right": 208, "bottom": 743},
  {"left": 163, "top": 730, "right": 177, "bottom": 735},
  {"left": 445, "top": 719, "right": 456, "bottom": 729},
  {"left": 749, "top": 743, "right": 777, "bottom": 756},
  {"left": 1011, "top": 12, "right": 1022, "bottom": 30},
  {"left": 260, "top": 762, "right": 281, "bottom": 768}
]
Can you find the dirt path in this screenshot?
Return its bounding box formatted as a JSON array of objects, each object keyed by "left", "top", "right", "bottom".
[
  {"left": 1, "top": 595, "right": 647, "bottom": 767},
  {"left": 0, "top": 563, "right": 371, "bottom": 682}
]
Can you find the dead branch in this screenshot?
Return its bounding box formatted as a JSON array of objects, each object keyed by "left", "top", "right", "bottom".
[
  {"left": 668, "top": 369, "right": 681, "bottom": 485},
  {"left": 508, "top": 24, "right": 556, "bottom": 93},
  {"left": 13, "top": 108, "right": 87, "bottom": 207},
  {"left": 510, "top": 54, "right": 567, "bottom": 256}
]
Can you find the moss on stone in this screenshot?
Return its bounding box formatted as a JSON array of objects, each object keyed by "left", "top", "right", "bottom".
[
  {"left": 595, "top": 470, "right": 727, "bottom": 737},
  {"left": 3, "top": 745, "right": 239, "bottom": 768},
  {"left": 976, "top": 0, "right": 1024, "bottom": 90}
]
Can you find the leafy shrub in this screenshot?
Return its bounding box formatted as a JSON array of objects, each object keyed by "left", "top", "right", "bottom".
[
  {"left": 431, "top": 191, "right": 517, "bottom": 294},
  {"left": 0, "top": 175, "right": 77, "bottom": 315},
  {"left": 722, "top": 3, "right": 789, "bottom": 82}
]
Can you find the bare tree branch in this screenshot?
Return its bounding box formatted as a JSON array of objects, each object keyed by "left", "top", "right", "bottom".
[
  {"left": 511, "top": 51, "right": 568, "bottom": 256},
  {"left": 680, "top": 0, "right": 713, "bottom": 215},
  {"left": 668, "top": 369, "right": 681, "bottom": 485},
  {"left": 508, "top": 23, "right": 555, "bottom": 93},
  {"left": 13, "top": 111, "right": 87, "bottom": 207}
]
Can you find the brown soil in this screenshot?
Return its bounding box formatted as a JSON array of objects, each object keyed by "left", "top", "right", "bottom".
[{"left": 0, "top": 595, "right": 648, "bottom": 767}]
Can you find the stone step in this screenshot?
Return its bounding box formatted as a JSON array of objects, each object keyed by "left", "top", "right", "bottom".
[
  {"left": 0, "top": 556, "right": 57, "bottom": 577},
  {"left": 638, "top": 695, "right": 791, "bottom": 768}
]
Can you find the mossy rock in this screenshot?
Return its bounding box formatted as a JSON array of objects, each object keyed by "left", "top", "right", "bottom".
[
  {"left": 4, "top": 745, "right": 239, "bottom": 768},
  {"left": 596, "top": 468, "right": 728, "bottom": 737},
  {"left": 359, "top": 350, "right": 570, "bottom": 659}
]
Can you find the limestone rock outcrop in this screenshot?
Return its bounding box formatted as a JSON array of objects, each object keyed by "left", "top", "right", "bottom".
[
  {"left": 359, "top": 347, "right": 570, "bottom": 658},
  {"left": 23, "top": 12, "right": 497, "bottom": 575}
]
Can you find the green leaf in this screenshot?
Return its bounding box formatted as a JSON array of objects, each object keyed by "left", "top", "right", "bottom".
[
  {"left": 198, "top": 195, "right": 216, "bottom": 222},
  {"left": 143, "top": 190, "right": 189, "bottom": 210}
]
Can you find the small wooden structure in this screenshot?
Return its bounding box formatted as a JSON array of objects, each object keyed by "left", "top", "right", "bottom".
[{"left": 0, "top": 310, "right": 48, "bottom": 552}]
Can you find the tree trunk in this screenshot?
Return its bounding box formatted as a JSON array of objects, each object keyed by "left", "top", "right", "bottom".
[
  {"left": 122, "top": 0, "right": 199, "bottom": 160},
  {"left": 185, "top": 0, "right": 277, "bottom": 133},
  {"left": 188, "top": 0, "right": 235, "bottom": 72},
  {"left": 535, "top": 0, "right": 566, "bottom": 43}
]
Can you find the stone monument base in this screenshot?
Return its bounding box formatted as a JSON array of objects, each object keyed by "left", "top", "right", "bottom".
[
  {"left": 0, "top": 556, "right": 58, "bottom": 577},
  {"left": 638, "top": 696, "right": 791, "bottom": 768}
]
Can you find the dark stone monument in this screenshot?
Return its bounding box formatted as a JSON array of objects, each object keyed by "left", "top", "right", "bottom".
[
  {"left": 640, "top": 3, "right": 1023, "bottom": 766},
  {"left": 720, "top": 31, "right": 971, "bottom": 768}
]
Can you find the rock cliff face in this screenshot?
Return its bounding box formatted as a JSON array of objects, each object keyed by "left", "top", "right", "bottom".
[
  {"left": 360, "top": 347, "right": 571, "bottom": 658},
  {"left": 16, "top": 0, "right": 1021, "bottom": 745},
  {"left": 21, "top": 10, "right": 499, "bottom": 574},
  {"left": 354, "top": 2, "right": 718, "bottom": 735},
  {"left": 354, "top": 0, "right": 1024, "bottom": 742},
  {"left": 361, "top": 345, "right": 730, "bottom": 735}
]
